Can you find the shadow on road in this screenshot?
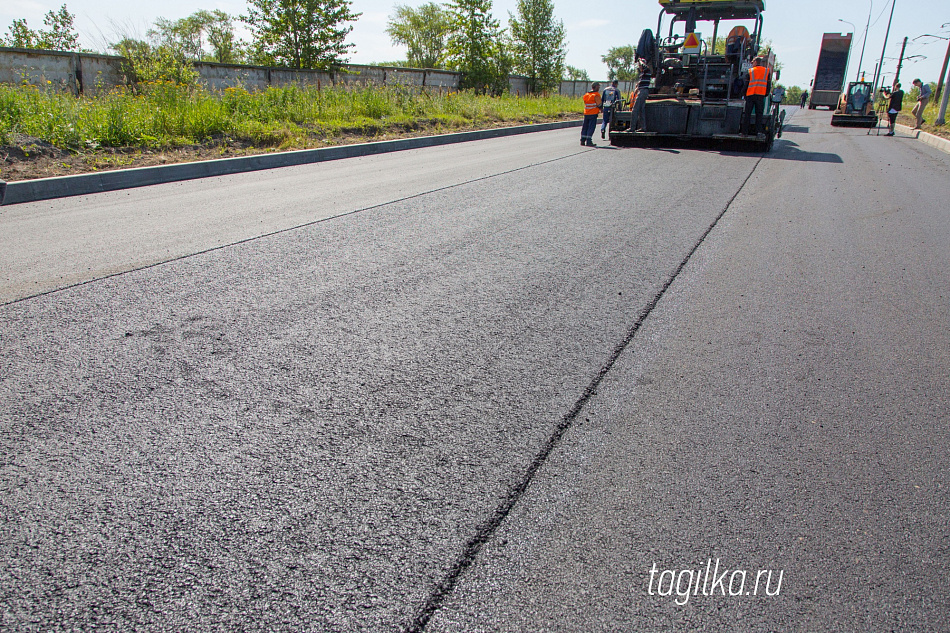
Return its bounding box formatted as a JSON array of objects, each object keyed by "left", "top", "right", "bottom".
[
  {"left": 606, "top": 134, "right": 842, "bottom": 163},
  {"left": 767, "top": 139, "right": 844, "bottom": 163},
  {"left": 782, "top": 125, "right": 810, "bottom": 134}
]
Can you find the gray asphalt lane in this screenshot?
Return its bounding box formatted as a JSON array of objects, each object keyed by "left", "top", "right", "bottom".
[
  {"left": 0, "top": 129, "right": 587, "bottom": 304},
  {"left": 0, "top": 134, "right": 762, "bottom": 630},
  {"left": 426, "top": 110, "right": 950, "bottom": 631}
]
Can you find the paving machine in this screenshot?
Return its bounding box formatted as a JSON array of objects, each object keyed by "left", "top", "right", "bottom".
[
  {"left": 609, "top": 0, "right": 783, "bottom": 152},
  {"left": 830, "top": 81, "right": 878, "bottom": 127}
]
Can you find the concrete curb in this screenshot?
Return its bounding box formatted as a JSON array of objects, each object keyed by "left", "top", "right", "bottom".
[
  {"left": 894, "top": 123, "right": 950, "bottom": 155},
  {"left": 2, "top": 119, "right": 582, "bottom": 206}
]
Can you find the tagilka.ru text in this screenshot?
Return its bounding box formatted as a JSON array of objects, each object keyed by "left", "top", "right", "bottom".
[{"left": 648, "top": 559, "right": 784, "bottom": 606}]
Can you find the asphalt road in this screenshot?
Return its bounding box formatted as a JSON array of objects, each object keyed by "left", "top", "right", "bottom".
[
  {"left": 0, "top": 130, "right": 586, "bottom": 304},
  {"left": 2, "top": 110, "right": 949, "bottom": 631}
]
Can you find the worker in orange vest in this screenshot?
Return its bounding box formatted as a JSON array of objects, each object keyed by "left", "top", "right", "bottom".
[
  {"left": 741, "top": 57, "right": 771, "bottom": 137},
  {"left": 581, "top": 82, "right": 602, "bottom": 146}
]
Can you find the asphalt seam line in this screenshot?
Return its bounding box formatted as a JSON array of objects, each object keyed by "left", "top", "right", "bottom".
[
  {"left": 406, "top": 154, "right": 766, "bottom": 633},
  {"left": 1, "top": 149, "right": 592, "bottom": 308}
]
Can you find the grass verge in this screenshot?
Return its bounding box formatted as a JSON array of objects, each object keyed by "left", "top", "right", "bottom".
[
  {"left": 0, "top": 82, "right": 577, "bottom": 162},
  {"left": 895, "top": 99, "right": 949, "bottom": 140}
]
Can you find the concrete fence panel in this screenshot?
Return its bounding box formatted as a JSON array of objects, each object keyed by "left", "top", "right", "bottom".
[
  {"left": 76, "top": 54, "right": 127, "bottom": 95},
  {"left": 2, "top": 47, "right": 583, "bottom": 98},
  {"left": 194, "top": 62, "right": 269, "bottom": 91},
  {"left": 509, "top": 76, "right": 530, "bottom": 96},
  {"left": 559, "top": 79, "right": 634, "bottom": 99},
  {"left": 339, "top": 65, "right": 385, "bottom": 85},
  {"left": 388, "top": 68, "right": 427, "bottom": 87},
  {"left": 421, "top": 70, "right": 460, "bottom": 90},
  {"left": 0, "top": 47, "right": 77, "bottom": 93}
]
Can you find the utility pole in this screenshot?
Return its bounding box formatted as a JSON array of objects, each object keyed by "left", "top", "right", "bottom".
[
  {"left": 894, "top": 37, "right": 908, "bottom": 86},
  {"left": 873, "top": 0, "right": 897, "bottom": 92},
  {"left": 936, "top": 37, "right": 950, "bottom": 102},
  {"left": 856, "top": 0, "right": 873, "bottom": 82},
  {"left": 913, "top": 31, "right": 949, "bottom": 102},
  {"left": 938, "top": 56, "right": 950, "bottom": 125}
]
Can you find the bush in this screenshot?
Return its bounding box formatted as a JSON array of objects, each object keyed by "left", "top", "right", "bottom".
[{"left": 112, "top": 38, "right": 198, "bottom": 88}]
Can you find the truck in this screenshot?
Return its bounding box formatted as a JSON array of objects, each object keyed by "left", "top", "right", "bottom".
[
  {"left": 609, "top": 0, "right": 785, "bottom": 152},
  {"left": 808, "top": 33, "right": 852, "bottom": 110}
]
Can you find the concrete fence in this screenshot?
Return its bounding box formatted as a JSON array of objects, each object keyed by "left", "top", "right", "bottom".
[
  {"left": 0, "top": 48, "right": 126, "bottom": 95},
  {"left": 560, "top": 80, "right": 635, "bottom": 97},
  {"left": 0, "top": 46, "right": 619, "bottom": 98}
]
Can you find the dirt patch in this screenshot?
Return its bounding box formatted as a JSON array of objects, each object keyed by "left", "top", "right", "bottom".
[
  {"left": 896, "top": 112, "right": 950, "bottom": 140},
  {"left": 0, "top": 116, "right": 578, "bottom": 183}
]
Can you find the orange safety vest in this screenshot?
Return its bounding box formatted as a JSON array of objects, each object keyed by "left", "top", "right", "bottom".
[
  {"left": 583, "top": 91, "right": 601, "bottom": 115},
  {"left": 746, "top": 66, "right": 769, "bottom": 96}
]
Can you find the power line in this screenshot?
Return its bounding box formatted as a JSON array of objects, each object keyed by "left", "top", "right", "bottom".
[{"left": 869, "top": 0, "right": 893, "bottom": 28}]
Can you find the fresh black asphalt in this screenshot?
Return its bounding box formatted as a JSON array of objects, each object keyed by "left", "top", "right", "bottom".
[{"left": 2, "top": 111, "right": 949, "bottom": 631}]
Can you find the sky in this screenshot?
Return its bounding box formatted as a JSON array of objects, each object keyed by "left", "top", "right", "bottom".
[{"left": 2, "top": 0, "right": 948, "bottom": 91}]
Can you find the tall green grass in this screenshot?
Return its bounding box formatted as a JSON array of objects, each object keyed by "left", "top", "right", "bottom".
[{"left": 0, "top": 82, "right": 580, "bottom": 150}]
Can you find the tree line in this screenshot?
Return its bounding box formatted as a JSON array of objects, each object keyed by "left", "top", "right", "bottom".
[
  {"left": 386, "top": 0, "right": 565, "bottom": 93},
  {"left": 3, "top": 1, "right": 569, "bottom": 94}
]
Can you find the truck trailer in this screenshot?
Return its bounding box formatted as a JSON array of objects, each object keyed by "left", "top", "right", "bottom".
[{"left": 809, "top": 33, "right": 852, "bottom": 110}]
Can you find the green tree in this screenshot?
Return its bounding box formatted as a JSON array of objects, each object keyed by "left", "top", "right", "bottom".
[
  {"left": 782, "top": 85, "right": 804, "bottom": 105},
  {"left": 3, "top": 4, "right": 80, "bottom": 51},
  {"left": 564, "top": 65, "right": 589, "bottom": 81},
  {"left": 508, "top": 0, "right": 566, "bottom": 94},
  {"left": 150, "top": 10, "right": 245, "bottom": 64},
  {"left": 704, "top": 36, "right": 726, "bottom": 55},
  {"left": 242, "top": 0, "right": 361, "bottom": 70},
  {"left": 110, "top": 37, "right": 198, "bottom": 86},
  {"left": 203, "top": 11, "right": 245, "bottom": 64},
  {"left": 602, "top": 45, "right": 637, "bottom": 82},
  {"left": 3, "top": 19, "right": 36, "bottom": 48},
  {"left": 386, "top": 3, "right": 452, "bottom": 69},
  {"left": 151, "top": 15, "right": 206, "bottom": 61},
  {"left": 446, "top": 0, "right": 509, "bottom": 94},
  {"left": 40, "top": 5, "right": 80, "bottom": 50},
  {"left": 757, "top": 41, "right": 783, "bottom": 73}
]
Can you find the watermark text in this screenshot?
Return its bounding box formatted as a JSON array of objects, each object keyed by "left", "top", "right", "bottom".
[{"left": 648, "top": 559, "right": 784, "bottom": 606}]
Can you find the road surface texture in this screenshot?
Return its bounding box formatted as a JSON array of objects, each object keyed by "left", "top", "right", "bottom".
[{"left": 2, "top": 110, "right": 949, "bottom": 631}]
